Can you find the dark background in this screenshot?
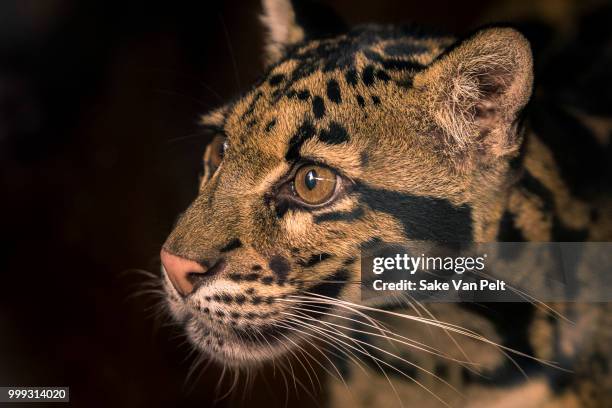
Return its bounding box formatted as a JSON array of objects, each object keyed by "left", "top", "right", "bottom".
[{"left": 0, "top": 1, "right": 605, "bottom": 407}]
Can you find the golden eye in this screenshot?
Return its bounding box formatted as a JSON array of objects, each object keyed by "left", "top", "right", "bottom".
[{"left": 293, "top": 165, "right": 337, "bottom": 205}]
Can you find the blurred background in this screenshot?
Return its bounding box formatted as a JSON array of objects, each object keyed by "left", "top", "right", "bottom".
[{"left": 0, "top": 0, "right": 609, "bottom": 407}]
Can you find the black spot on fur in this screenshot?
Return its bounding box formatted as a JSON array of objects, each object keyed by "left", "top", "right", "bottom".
[
  {"left": 252, "top": 265, "right": 262, "bottom": 271},
  {"left": 360, "top": 151, "right": 369, "bottom": 166},
  {"left": 362, "top": 65, "right": 375, "bottom": 86},
  {"left": 356, "top": 94, "right": 366, "bottom": 107},
  {"left": 242, "top": 91, "right": 262, "bottom": 118},
  {"left": 265, "top": 119, "right": 276, "bottom": 132},
  {"left": 229, "top": 273, "right": 242, "bottom": 282},
  {"left": 326, "top": 79, "right": 342, "bottom": 103},
  {"left": 286, "top": 119, "right": 316, "bottom": 161},
  {"left": 345, "top": 69, "right": 358, "bottom": 86},
  {"left": 371, "top": 95, "right": 381, "bottom": 105},
  {"left": 220, "top": 238, "right": 242, "bottom": 253},
  {"left": 268, "top": 74, "right": 285, "bottom": 86},
  {"left": 398, "top": 78, "right": 413, "bottom": 88},
  {"left": 244, "top": 273, "right": 259, "bottom": 282},
  {"left": 298, "top": 253, "right": 332, "bottom": 268},
  {"left": 520, "top": 171, "right": 554, "bottom": 212},
  {"left": 235, "top": 294, "right": 246, "bottom": 305},
  {"left": 360, "top": 237, "right": 383, "bottom": 251},
  {"left": 221, "top": 294, "right": 233, "bottom": 304},
  {"left": 375, "top": 70, "right": 390, "bottom": 82},
  {"left": 364, "top": 49, "right": 425, "bottom": 71},
  {"left": 271, "top": 89, "right": 282, "bottom": 100},
  {"left": 312, "top": 96, "right": 326, "bottom": 119},
  {"left": 552, "top": 216, "right": 589, "bottom": 241},
  {"left": 314, "top": 206, "right": 365, "bottom": 223},
  {"left": 497, "top": 211, "right": 526, "bottom": 242},
  {"left": 269, "top": 255, "right": 290, "bottom": 283},
  {"left": 356, "top": 183, "right": 473, "bottom": 242},
  {"left": 297, "top": 89, "right": 310, "bottom": 100},
  {"left": 342, "top": 257, "right": 357, "bottom": 266},
  {"left": 308, "top": 268, "right": 349, "bottom": 304},
  {"left": 261, "top": 276, "right": 274, "bottom": 285},
  {"left": 319, "top": 122, "right": 349, "bottom": 145}
]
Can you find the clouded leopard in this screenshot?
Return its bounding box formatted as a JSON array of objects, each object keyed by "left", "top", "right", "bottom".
[{"left": 158, "top": 1, "right": 612, "bottom": 406}]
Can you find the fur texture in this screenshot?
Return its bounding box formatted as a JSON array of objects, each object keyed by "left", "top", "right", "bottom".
[{"left": 160, "top": 1, "right": 612, "bottom": 406}]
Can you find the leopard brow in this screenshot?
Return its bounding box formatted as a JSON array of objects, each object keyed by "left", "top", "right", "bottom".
[{"left": 296, "top": 142, "right": 368, "bottom": 174}]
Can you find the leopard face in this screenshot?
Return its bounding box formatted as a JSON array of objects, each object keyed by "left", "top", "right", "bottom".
[{"left": 160, "top": 0, "right": 533, "bottom": 366}]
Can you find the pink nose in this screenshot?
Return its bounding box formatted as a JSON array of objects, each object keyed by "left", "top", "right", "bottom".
[{"left": 160, "top": 249, "right": 207, "bottom": 296}]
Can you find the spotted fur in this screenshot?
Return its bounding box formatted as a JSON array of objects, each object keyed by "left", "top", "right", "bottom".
[{"left": 160, "top": 1, "right": 612, "bottom": 406}]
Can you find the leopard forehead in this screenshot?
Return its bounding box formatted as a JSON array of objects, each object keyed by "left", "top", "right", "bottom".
[{"left": 214, "top": 26, "right": 454, "bottom": 159}]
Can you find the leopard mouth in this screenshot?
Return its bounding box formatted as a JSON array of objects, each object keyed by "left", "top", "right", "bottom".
[
  {"left": 161, "top": 263, "right": 350, "bottom": 365},
  {"left": 162, "top": 277, "right": 305, "bottom": 365}
]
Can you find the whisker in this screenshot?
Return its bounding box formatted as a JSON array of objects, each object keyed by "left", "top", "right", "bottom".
[
  {"left": 471, "top": 269, "right": 573, "bottom": 324},
  {"left": 269, "top": 333, "right": 322, "bottom": 407},
  {"left": 276, "top": 358, "right": 290, "bottom": 408},
  {"left": 283, "top": 315, "right": 416, "bottom": 407},
  {"left": 286, "top": 303, "right": 479, "bottom": 367},
  {"left": 298, "top": 292, "right": 565, "bottom": 370},
  {"left": 286, "top": 317, "right": 449, "bottom": 408},
  {"left": 286, "top": 310, "right": 465, "bottom": 400},
  {"left": 277, "top": 319, "right": 372, "bottom": 378},
  {"left": 273, "top": 321, "right": 353, "bottom": 388},
  {"left": 401, "top": 294, "right": 479, "bottom": 375},
  {"left": 276, "top": 331, "right": 322, "bottom": 392}
]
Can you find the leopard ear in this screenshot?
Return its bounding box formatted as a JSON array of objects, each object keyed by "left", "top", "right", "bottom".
[
  {"left": 260, "top": 0, "right": 346, "bottom": 66},
  {"left": 415, "top": 27, "right": 533, "bottom": 159}
]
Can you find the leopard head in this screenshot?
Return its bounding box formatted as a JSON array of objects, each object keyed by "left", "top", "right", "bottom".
[{"left": 160, "top": 0, "right": 533, "bottom": 366}]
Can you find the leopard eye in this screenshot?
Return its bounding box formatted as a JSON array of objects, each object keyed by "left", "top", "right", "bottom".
[
  {"left": 207, "top": 135, "right": 226, "bottom": 169},
  {"left": 293, "top": 164, "right": 338, "bottom": 205}
]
